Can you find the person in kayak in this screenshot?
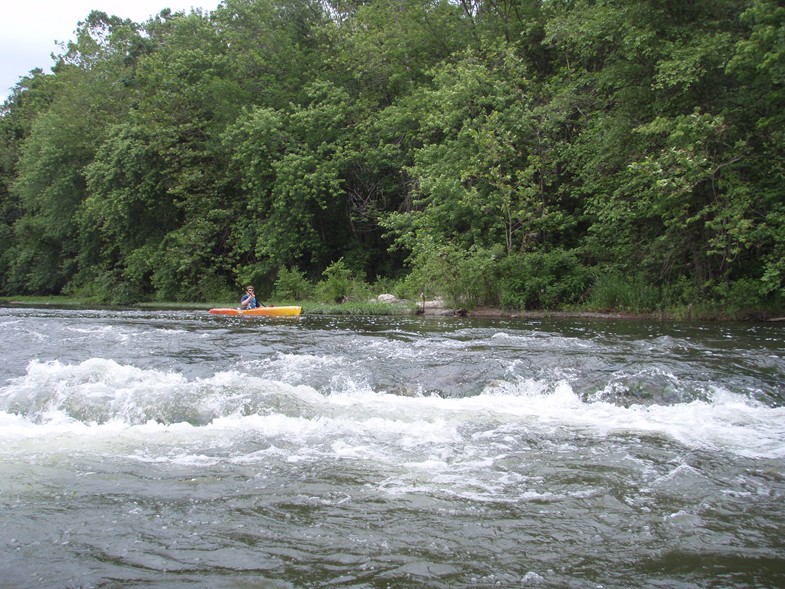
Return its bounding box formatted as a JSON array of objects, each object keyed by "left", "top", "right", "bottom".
[{"left": 240, "top": 285, "right": 259, "bottom": 309}]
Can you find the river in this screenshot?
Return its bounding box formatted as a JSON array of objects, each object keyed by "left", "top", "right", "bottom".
[{"left": 0, "top": 306, "right": 783, "bottom": 588}]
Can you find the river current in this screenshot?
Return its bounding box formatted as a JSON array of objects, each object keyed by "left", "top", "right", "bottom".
[{"left": 0, "top": 306, "right": 783, "bottom": 588}]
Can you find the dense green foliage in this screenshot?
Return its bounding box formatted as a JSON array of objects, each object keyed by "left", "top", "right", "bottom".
[{"left": 1, "top": 0, "right": 783, "bottom": 316}]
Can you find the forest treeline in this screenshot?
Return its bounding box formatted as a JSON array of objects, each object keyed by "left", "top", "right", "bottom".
[{"left": 1, "top": 0, "right": 783, "bottom": 315}]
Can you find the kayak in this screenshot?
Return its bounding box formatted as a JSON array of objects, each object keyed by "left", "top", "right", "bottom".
[{"left": 209, "top": 306, "right": 302, "bottom": 317}]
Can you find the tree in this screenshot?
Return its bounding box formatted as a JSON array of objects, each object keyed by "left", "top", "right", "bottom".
[
  {"left": 0, "top": 70, "right": 60, "bottom": 292},
  {"left": 1, "top": 0, "right": 782, "bottom": 312},
  {"left": 2, "top": 12, "right": 145, "bottom": 294},
  {"left": 545, "top": 0, "right": 750, "bottom": 290},
  {"left": 213, "top": 0, "right": 328, "bottom": 109},
  {"left": 383, "top": 45, "right": 560, "bottom": 257},
  {"left": 223, "top": 81, "right": 357, "bottom": 282},
  {"left": 324, "top": 0, "right": 471, "bottom": 105},
  {"left": 725, "top": 0, "right": 785, "bottom": 299},
  {"left": 119, "top": 11, "right": 244, "bottom": 299}
]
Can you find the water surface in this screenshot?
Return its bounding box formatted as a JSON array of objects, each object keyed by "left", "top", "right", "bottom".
[{"left": 1, "top": 307, "right": 783, "bottom": 588}]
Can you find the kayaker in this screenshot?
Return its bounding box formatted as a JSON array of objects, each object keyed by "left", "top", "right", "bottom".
[{"left": 240, "top": 285, "right": 259, "bottom": 309}]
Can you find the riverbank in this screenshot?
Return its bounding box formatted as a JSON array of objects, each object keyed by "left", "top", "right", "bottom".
[
  {"left": 466, "top": 306, "right": 785, "bottom": 322},
  {"left": 416, "top": 297, "right": 690, "bottom": 321},
  {"left": 415, "top": 296, "right": 784, "bottom": 322},
  {"left": 1, "top": 295, "right": 782, "bottom": 322}
]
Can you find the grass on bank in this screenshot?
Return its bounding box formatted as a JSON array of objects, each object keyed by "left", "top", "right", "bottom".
[{"left": 0, "top": 295, "right": 98, "bottom": 307}]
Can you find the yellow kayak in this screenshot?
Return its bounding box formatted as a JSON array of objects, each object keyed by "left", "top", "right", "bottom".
[{"left": 209, "top": 306, "right": 302, "bottom": 317}]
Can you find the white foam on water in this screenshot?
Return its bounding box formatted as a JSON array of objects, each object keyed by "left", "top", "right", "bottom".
[
  {"left": 325, "top": 377, "right": 785, "bottom": 460},
  {"left": 490, "top": 330, "right": 593, "bottom": 349},
  {"left": 256, "top": 352, "right": 346, "bottom": 372},
  {"left": 0, "top": 357, "right": 783, "bottom": 463}
]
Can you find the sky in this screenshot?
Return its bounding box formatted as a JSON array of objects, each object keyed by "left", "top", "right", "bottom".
[{"left": 0, "top": 0, "right": 221, "bottom": 104}]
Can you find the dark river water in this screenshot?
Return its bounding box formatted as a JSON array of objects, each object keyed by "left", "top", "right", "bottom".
[{"left": 0, "top": 306, "right": 783, "bottom": 588}]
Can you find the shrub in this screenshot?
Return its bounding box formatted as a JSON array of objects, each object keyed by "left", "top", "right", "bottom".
[
  {"left": 587, "top": 271, "right": 661, "bottom": 312},
  {"left": 498, "top": 249, "right": 592, "bottom": 310},
  {"left": 660, "top": 275, "right": 697, "bottom": 308},
  {"left": 314, "top": 258, "right": 371, "bottom": 303},
  {"left": 274, "top": 266, "right": 313, "bottom": 300},
  {"left": 76, "top": 269, "right": 147, "bottom": 305},
  {"left": 713, "top": 277, "right": 764, "bottom": 317},
  {"left": 404, "top": 241, "right": 498, "bottom": 309},
  {"left": 392, "top": 275, "right": 421, "bottom": 301}
]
